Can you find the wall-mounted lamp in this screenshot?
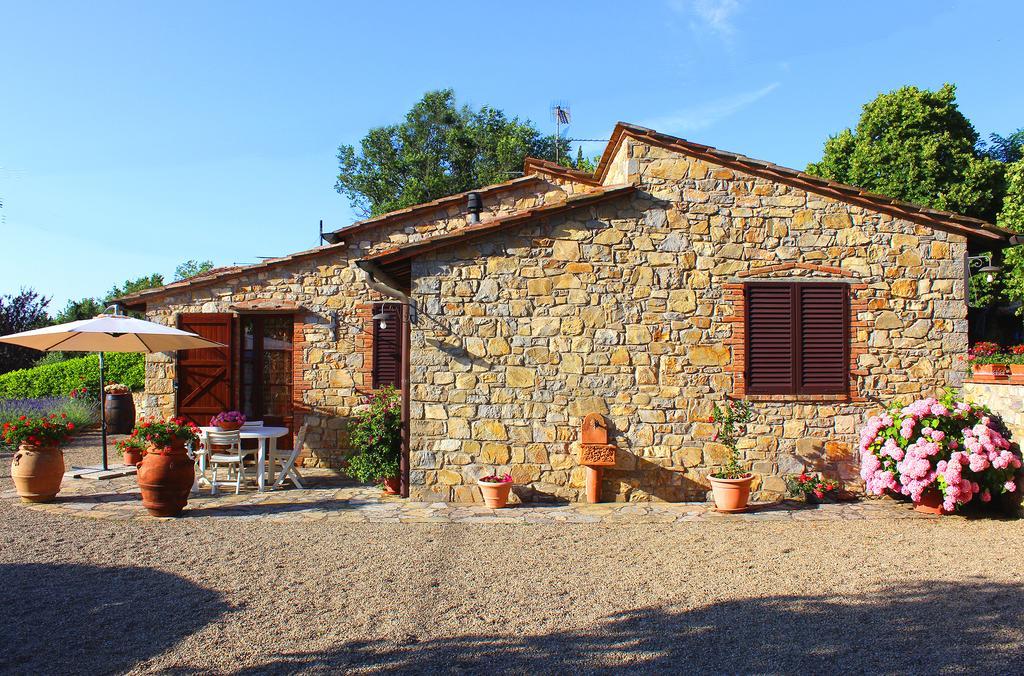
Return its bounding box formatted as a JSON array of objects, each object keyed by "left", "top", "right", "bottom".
[{"left": 372, "top": 311, "right": 391, "bottom": 330}]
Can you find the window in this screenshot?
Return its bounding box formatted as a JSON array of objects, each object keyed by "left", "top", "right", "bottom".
[
  {"left": 372, "top": 302, "right": 402, "bottom": 389},
  {"left": 745, "top": 283, "right": 848, "bottom": 395},
  {"left": 240, "top": 314, "right": 294, "bottom": 420}
]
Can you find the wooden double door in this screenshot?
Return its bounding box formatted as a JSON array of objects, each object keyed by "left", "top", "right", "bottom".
[{"left": 176, "top": 313, "right": 294, "bottom": 449}]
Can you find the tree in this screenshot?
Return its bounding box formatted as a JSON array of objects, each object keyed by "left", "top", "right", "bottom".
[
  {"left": 0, "top": 289, "right": 50, "bottom": 374},
  {"left": 807, "top": 84, "right": 1005, "bottom": 221},
  {"left": 336, "top": 89, "right": 574, "bottom": 218},
  {"left": 53, "top": 297, "right": 106, "bottom": 324},
  {"left": 106, "top": 273, "right": 164, "bottom": 302},
  {"left": 174, "top": 259, "right": 214, "bottom": 281},
  {"left": 981, "top": 129, "right": 1024, "bottom": 164},
  {"left": 998, "top": 159, "right": 1024, "bottom": 310}
]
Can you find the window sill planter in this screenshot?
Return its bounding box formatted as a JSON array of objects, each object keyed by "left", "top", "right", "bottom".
[
  {"left": 11, "top": 444, "right": 64, "bottom": 503},
  {"left": 137, "top": 440, "right": 195, "bottom": 517},
  {"left": 478, "top": 478, "right": 514, "bottom": 508},
  {"left": 709, "top": 474, "right": 753, "bottom": 513},
  {"left": 971, "top": 364, "right": 1011, "bottom": 379}
]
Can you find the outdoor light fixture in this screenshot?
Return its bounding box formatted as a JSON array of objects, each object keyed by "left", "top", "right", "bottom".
[{"left": 372, "top": 311, "right": 390, "bottom": 330}]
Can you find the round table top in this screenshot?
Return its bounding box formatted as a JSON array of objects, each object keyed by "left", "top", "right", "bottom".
[{"left": 199, "top": 426, "right": 290, "bottom": 439}]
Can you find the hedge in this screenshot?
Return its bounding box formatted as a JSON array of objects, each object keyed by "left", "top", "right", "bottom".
[{"left": 0, "top": 352, "right": 145, "bottom": 399}]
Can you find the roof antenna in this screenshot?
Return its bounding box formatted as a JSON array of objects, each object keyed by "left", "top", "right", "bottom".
[{"left": 551, "top": 102, "right": 571, "bottom": 164}]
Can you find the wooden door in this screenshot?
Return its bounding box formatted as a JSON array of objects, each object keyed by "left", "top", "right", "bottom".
[{"left": 176, "top": 313, "right": 235, "bottom": 426}]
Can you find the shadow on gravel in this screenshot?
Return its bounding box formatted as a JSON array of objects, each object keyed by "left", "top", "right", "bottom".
[
  {"left": 0, "top": 563, "right": 229, "bottom": 675},
  {"left": 237, "top": 581, "right": 1024, "bottom": 674}
]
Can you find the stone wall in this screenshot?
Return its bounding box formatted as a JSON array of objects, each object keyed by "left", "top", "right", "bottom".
[
  {"left": 140, "top": 177, "right": 583, "bottom": 467},
  {"left": 963, "top": 380, "right": 1024, "bottom": 442},
  {"left": 407, "top": 138, "right": 969, "bottom": 503}
]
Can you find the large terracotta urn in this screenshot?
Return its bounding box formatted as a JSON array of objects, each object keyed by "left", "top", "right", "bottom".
[
  {"left": 10, "top": 444, "right": 65, "bottom": 503},
  {"left": 137, "top": 440, "right": 194, "bottom": 517}
]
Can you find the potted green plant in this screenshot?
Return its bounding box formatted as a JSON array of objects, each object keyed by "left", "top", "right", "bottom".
[
  {"left": 116, "top": 434, "right": 147, "bottom": 466},
  {"left": 478, "top": 472, "right": 514, "bottom": 508},
  {"left": 347, "top": 387, "right": 401, "bottom": 494},
  {"left": 786, "top": 472, "right": 839, "bottom": 504},
  {"left": 3, "top": 414, "right": 75, "bottom": 502},
  {"left": 707, "top": 399, "right": 754, "bottom": 512},
  {"left": 967, "top": 342, "right": 1011, "bottom": 379},
  {"left": 134, "top": 417, "right": 200, "bottom": 517}
]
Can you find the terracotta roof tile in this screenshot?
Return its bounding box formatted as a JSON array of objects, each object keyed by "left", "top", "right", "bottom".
[{"left": 522, "top": 157, "right": 601, "bottom": 186}]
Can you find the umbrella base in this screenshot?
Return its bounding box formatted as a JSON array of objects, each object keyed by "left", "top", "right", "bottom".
[{"left": 65, "top": 465, "right": 138, "bottom": 480}]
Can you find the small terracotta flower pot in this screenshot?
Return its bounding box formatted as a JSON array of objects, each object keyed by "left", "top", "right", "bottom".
[
  {"left": 137, "top": 441, "right": 195, "bottom": 517},
  {"left": 709, "top": 474, "right": 753, "bottom": 512},
  {"left": 972, "top": 363, "right": 1010, "bottom": 379},
  {"left": 381, "top": 476, "right": 400, "bottom": 495},
  {"left": 216, "top": 422, "right": 243, "bottom": 431},
  {"left": 123, "top": 448, "right": 144, "bottom": 467},
  {"left": 478, "top": 479, "right": 513, "bottom": 508},
  {"left": 10, "top": 444, "right": 65, "bottom": 503},
  {"left": 914, "top": 487, "right": 952, "bottom": 515}
]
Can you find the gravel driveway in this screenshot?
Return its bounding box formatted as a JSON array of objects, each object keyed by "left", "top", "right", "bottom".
[{"left": 2, "top": 434, "right": 1024, "bottom": 675}]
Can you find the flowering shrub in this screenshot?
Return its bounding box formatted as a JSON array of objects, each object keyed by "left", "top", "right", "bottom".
[
  {"left": 70, "top": 386, "right": 90, "bottom": 399},
  {"left": 786, "top": 473, "right": 838, "bottom": 500},
  {"left": 479, "top": 473, "right": 512, "bottom": 484},
  {"left": 210, "top": 410, "right": 246, "bottom": 426},
  {"left": 859, "top": 391, "right": 1023, "bottom": 512},
  {"left": 964, "top": 342, "right": 1024, "bottom": 370},
  {"left": 708, "top": 399, "right": 753, "bottom": 479},
  {"left": 346, "top": 387, "right": 401, "bottom": 485},
  {"left": 132, "top": 417, "right": 200, "bottom": 450},
  {"left": 2, "top": 414, "right": 75, "bottom": 447}
]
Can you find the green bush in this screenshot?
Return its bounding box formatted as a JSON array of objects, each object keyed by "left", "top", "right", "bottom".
[
  {"left": 0, "top": 352, "right": 144, "bottom": 399},
  {"left": 346, "top": 387, "right": 401, "bottom": 485}
]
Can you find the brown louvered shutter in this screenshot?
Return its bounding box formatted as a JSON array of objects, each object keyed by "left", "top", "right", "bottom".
[
  {"left": 372, "top": 302, "right": 402, "bottom": 389},
  {"left": 746, "top": 284, "right": 796, "bottom": 394},
  {"left": 797, "top": 284, "right": 848, "bottom": 394}
]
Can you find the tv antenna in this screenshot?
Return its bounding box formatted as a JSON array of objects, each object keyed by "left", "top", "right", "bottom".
[{"left": 551, "top": 102, "right": 571, "bottom": 163}]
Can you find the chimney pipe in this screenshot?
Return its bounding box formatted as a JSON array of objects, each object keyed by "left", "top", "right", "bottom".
[{"left": 466, "top": 192, "right": 482, "bottom": 224}]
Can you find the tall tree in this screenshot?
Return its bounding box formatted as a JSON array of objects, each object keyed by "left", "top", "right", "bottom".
[
  {"left": 0, "top": 289, "right": 50, "bottom": 374},
  {"left": 174, "top": 259, "right": 214, "bottom": 281},
  {"left": 998, "top": 158, "right": 1024, "bottom": 310},
  {"left": 807, "top": 84, "right": 1005, "bottom": 221},
  {"left": 336, "top": 89, "right": 574, "bottom": 218},
  {"left": 981, "top": 129, "right": 1024, "bottom": 164}
]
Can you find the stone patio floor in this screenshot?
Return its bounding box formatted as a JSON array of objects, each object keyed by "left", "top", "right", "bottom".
[{"left": 2, "top": 467, "right": 944, "bottom": 523}]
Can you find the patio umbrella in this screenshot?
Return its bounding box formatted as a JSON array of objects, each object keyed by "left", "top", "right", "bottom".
[{"left": 0, "top": 306, "right": 225, "bottom": 476}]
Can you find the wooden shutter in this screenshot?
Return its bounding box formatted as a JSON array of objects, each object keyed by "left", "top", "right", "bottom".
[
  {"left": 745, "top": 283, "right": 849, "bottom": 395},
  {"left": 176, "top": 313, "right": 235, "bottom": 426},
  {"left": 798, "top": 284, "right": 848, "bottom": 394},
  {"left": 745, "top": 285, "right": 796, "bottom": 394},
  {"left": 372, "top": 302, "right": 401, "bottom": 389}
]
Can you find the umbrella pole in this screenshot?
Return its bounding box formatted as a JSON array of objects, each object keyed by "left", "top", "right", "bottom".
[{"left": 99, "top": 352, "right": 108, "bottom": 471}]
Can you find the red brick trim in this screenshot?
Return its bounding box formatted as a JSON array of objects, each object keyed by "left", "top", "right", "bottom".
[
  {"left": 736, "top": 262, "right": 859, "bottom": 278},
  {"left": 724, "top": 274, "right": 869, "bottom": 402},
  {"left": 291, "top": 316, "right": 310, "bottom": 463}
]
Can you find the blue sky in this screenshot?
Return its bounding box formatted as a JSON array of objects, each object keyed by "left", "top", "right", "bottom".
[{"left": 2, "top": 0, "right": 1023, "bottom": 311}]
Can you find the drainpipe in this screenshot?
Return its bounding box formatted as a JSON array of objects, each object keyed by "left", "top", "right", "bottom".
[{"left": 356, "top": 259, "right": 412, "bottom": 498}]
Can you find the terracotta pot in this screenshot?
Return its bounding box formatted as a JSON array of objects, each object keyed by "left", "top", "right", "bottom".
[
  {"left": 10, "top": 444, "right": 64, "bottom": 503},
  {"left": 215, "top": 422, "right": 243, "bottom": 431},
  {"left": 381, "top": 476, "right": 400, "bottom": 495},
  {"left": 137, "top": 441, "right": 195, "bottom": 517},
  {"left": 122, "top": 448, "right": 144, "bottom": 467},
  {"left": 1011, "top": 365, "right": 1024, "bottom": 383},
  {"left": 478, "top": 479, "right": 513, "bottom": 508},
  {"left": 914, "top": 488, "right": 952, "bottom": 515},
  {"left": 709, "top": 474, "right": 753, "bottom": 512}
]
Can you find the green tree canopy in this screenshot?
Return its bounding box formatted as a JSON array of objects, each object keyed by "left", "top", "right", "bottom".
[
  {"left": 0, "top": 289, "right": 50, "bottom": 374},
  {"left": 335, "top": 89, "right": 575, "bottom": 218},
  {"left": 174, "top": 259, "right": 214, "bottom": 281},
  {"left": 807, "top": 84, "right": 1005, "bottom": 221}
]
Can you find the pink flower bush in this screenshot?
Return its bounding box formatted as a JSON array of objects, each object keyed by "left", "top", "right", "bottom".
[{"left": 859, "top": 391, "right": 1023, "bottom": 512}]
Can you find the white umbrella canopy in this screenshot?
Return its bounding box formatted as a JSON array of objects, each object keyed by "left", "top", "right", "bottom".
[
  {"left": 0, "top": 313, "right": 224, "bottom": 353},
  {"left": 0, "top": 309, "right": 226, "bottom": 476}
]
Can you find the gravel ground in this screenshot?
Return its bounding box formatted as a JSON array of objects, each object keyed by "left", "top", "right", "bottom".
[{"left": 2, "top": 435, "right": 1024, "bottom": 675}]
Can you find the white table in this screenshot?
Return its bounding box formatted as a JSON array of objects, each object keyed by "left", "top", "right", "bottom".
[{"left": 199, "top": 426, "right": 299, "bottom": 492}]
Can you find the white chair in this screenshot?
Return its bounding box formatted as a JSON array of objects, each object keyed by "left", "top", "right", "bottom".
[
  {"left": 189, "top": 438, "right": 211, "bottom": 492},
  {"left": 270, "top": 424, "right": 307, "bottom": 489},
  {"left": 206, "top": 430, "right": 251, "bottom": 494}
]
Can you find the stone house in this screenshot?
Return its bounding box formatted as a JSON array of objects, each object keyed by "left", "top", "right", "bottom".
[{"left": 118, "top": 122, "right": 1014, "bottom": 502}]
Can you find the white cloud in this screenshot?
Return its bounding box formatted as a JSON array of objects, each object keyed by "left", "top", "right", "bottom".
[
  {"left": 641, "top": 82, "right": 781, "bottom": 134},
  {"left": 668, "top": 0, "right": 742, "bottom": 39}
]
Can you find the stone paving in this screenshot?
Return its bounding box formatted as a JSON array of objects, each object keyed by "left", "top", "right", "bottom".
[{"left": 2, "top": 467, "right": 939, "bottom": 524}]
